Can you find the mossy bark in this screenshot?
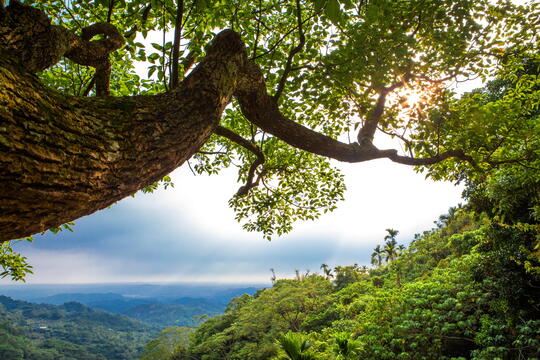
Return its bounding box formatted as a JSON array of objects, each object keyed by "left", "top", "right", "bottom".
[{"left": 0, "top": 28, "right": 246, "bottom": 241}]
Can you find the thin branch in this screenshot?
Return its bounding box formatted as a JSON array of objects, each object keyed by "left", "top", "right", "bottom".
[
  {"left": 273, "top": 0, "right": 306, "bottom": 101},
  {"left": 106, "top": 0, "right": 115, "bottom": 23},
  {"left": 251, "top": 0, "right": 262, "bottom": 59},
  {"left": 215, "top": 126, "right": 266, "bottom": 196},
  {"left": 417, "top": 73, "right": 457, "bottom": 84},
  {"left": 197, "top": 150, "right": 229, "bottom": 155},
  {"left": 180, "top": 50, "right": 196, "bottom": 75},
  {"left": 161, "top": 15, "right": 169, "bottom": 92},
  {"left": 82, "top": 74, "right": 96, "bottom": 96},
  {"left": 124, "top": 4, "right": 152, "bottom": 38},
  {"left": 170, "top": 0, "right": 184, "bottom": 89},
  {"left": 187, "top": 160, "right": 196, "bottom": 176},
  {"left": 61, "top": 1, "right": 84, "bottom": 29},
  {"left": 289, "top": 64, "right": 316, "bottom": 71},
  {"left": 486, "top": 156, "right": 532, "bottom": 166},
  {"left": 378, "top": 127, "right": 414, "bottom": 158},
  {"left": 252, "top": 14, "right": 315, "bottom": 61}
]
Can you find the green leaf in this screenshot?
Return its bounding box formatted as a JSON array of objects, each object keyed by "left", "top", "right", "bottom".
[{"left": 325, "top": 0, "right": 341, "bottom": 24}]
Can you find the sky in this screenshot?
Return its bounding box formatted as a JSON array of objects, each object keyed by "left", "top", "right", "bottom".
[{"left": 3, "top": 147, "right": 463, "bottom": 285}]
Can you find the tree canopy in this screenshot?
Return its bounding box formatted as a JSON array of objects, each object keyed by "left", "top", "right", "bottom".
[{"left": 0, "top": 0, "right": 538, "bottom": 244}]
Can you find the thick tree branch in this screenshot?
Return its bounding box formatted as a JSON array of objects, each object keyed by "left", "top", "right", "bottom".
[
  {"left": 0, "top": 18, "right": 246, "bottom": 241},
  {"left": 0, "top": 4, "right": 482, "bottom": 241},
  {"left": 388, "top": 150, "right": 473, "bottom": 166},
  {"left": 68, "top": 22, "right": 124, "bottom": 96},
  {"left": 357, "top": 90, "right": 388, "bottom": 146}
]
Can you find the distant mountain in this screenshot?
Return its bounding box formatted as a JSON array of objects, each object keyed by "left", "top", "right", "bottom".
[
  {"left": 32, "top": 292, "right": 157, "bottom": 313},
  {"left": 0, "top": 295, "right": 159, "bottom": 360},
  {"left": 0, "top": 283, "right": 267, "bottom": 302},
  {"left": 1, "top": 285, "right": 261, "bottom": 327},
  {"left": 123, "top": 301, "right": 223, "bottom": 327}
]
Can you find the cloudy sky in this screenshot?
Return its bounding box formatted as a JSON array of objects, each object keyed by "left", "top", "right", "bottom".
[{"left": 3, "top": 145, "right": 463, "bottom": 285}]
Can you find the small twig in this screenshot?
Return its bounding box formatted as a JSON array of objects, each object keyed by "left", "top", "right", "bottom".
[
  {"left": 289, "top": 64, "right": 315, "bottom": 71},
  {"left": 378, "top": 127, "right": 414, "bottom": 158},
  {"left": 273, "top": 0, "right": 306, "bottom": 101},
  {"left": 187, "top": 160, "right": 196, "bottom": 176}
]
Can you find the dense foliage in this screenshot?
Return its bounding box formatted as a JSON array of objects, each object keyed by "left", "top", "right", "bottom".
[
  {"left": 147, "top": 206, "right": 539, "bottom": 359},
  {"left": 0, "top": 296, "right": 159, "bottom": 360}
]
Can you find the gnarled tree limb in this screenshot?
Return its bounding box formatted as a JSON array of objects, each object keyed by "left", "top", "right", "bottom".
[{"left": 0, "top": 2, "right": 474, "bottom": 242}]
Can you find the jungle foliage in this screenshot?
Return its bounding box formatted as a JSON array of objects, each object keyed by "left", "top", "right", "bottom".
[
  {"left": 145, "top": 177, "right": 540, "bottom": 359},
  {"left": 0, "top": 296, "right": 159, "bottom": 360}
]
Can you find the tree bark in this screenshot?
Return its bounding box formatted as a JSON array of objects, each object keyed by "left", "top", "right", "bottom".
[{"left": 0, "top": 5, "right": 246, "bottom": 241}]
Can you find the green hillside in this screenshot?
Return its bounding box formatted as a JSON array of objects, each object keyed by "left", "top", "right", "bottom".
[
  {"left": 148, "top": 207, "right": 539, "bottom": 360},
  {"left": 0, "top": 296, "right": 159, "bottom": 360}
]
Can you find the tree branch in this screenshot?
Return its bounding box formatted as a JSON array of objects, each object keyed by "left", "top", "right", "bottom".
[
  {"left": 124, "top": 4, "right": 152, "bottom": 39},
  {"left": 273, "top": 0, "right": 305, "bottom": 101},
  {"left": 388, "top": 150, "right": 473, "bottom": 166},
  {"left": 357, "top": 73, "right": 412, "bottom": 146},
  {"left": 357, "top": 90, "right": 389, "bottom": 146},
  {"left": 235, "top": 60, "right": 475, "bottom": 168},
  {"left": 82, "top": 74, "right": 96, "bottom": 97},
  {"left": 170, "top": 0, "right": 184, "bottom": 89},
  {"left": 106, "top": 0, "right": 115, "bottom": 23},
  {"left": 215, "top": 126, "right": 266, "bottom": 196}
]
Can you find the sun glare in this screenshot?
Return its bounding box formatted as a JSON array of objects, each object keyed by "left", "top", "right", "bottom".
[
  {"left": 387, "top": 81, "right": 442, "bottom": 122},
  {"left": 401, "top": 89, "right": 423, "bottom": 109}
]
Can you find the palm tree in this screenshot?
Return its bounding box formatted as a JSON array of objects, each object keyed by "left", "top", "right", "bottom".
[
  {"left": 383, "top": 229, "right": 400, "bottom": 262},
  {"left": 276, "top": 332, "right": 317, "bottom": 360},
  {"left": 383, "top": 229, "right": 406, "bottom": 287},
  {"left": 384, "top": 239, "right": 398, "bottom": 262},
  {"left": 332, "top": 332, "right": 361, "bottom": 359},
  {"left": 370, "top": 245, "right": 384, "bottom": 267},
  {"left": 270, "top": 268, "right": 277, "bottom": 284},
  {"left": 320, "top": 263, "right": 333, "bottom": 279},
  {"left": 384, "top": 228, "right": 399, "bottom": 242}
]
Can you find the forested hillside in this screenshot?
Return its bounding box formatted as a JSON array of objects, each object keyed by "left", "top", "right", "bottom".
[
  {"left": 0, "top": 296, "right": 159, "bottom": 360},
  {"left": 146, "top": 156, "right": 540, "bottom": 359},
  {"left": 148, "top": 210, "right": 539, "bottom": 359}
]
